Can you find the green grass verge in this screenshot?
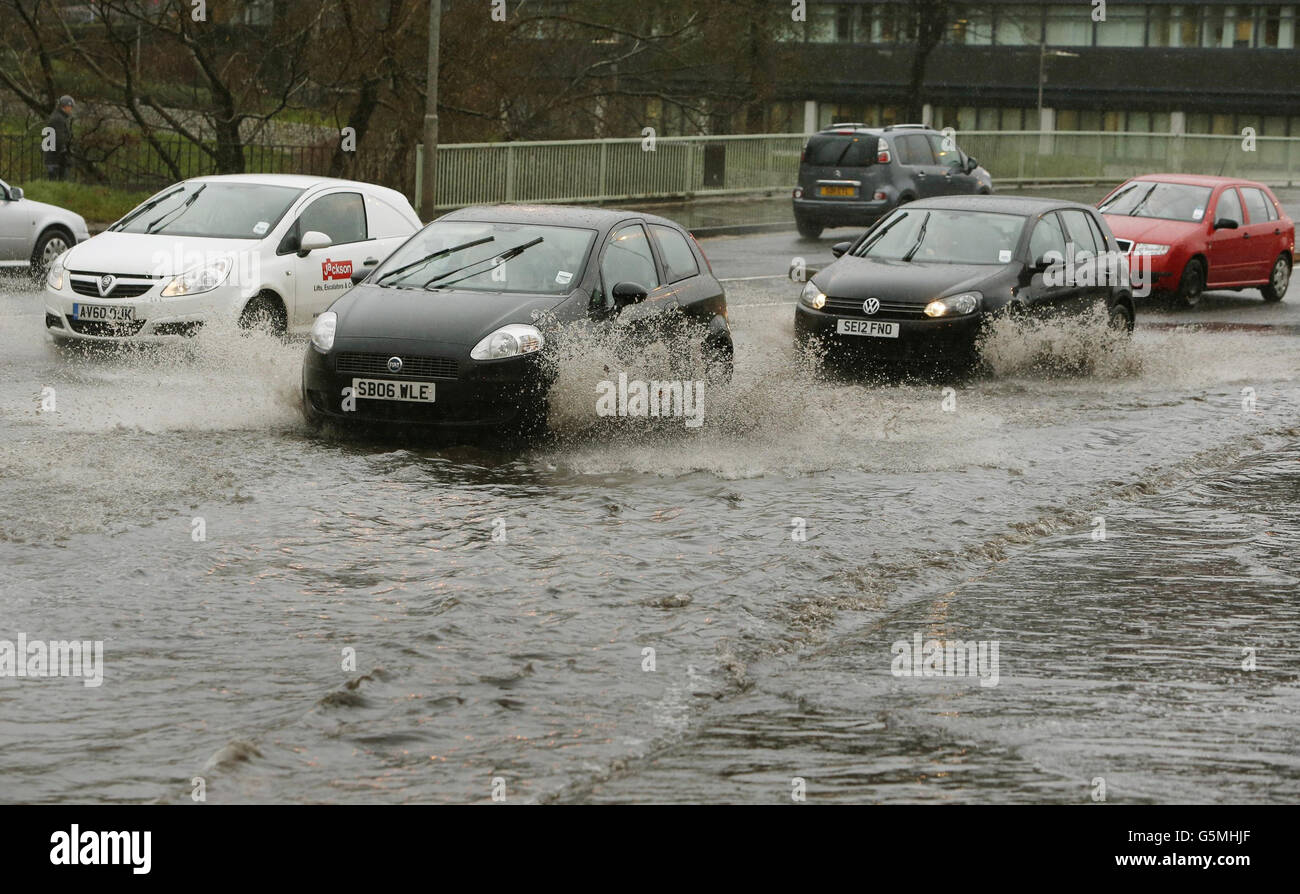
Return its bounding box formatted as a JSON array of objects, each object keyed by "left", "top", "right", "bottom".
[{"left": 18, "top": 180, "right": 153, "bottom": 225}]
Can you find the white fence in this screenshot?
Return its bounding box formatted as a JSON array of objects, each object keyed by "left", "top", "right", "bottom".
[{"left": 416, "top": 130, "right": 1300, "bottom": 213}]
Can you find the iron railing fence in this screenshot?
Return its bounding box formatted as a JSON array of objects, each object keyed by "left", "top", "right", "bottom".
[
  {"left": 416, "top": 130, "right": 1300, "bottom": 212},
  {"left": 3, "top": 130, "right": 1296, "bottom": 212}
]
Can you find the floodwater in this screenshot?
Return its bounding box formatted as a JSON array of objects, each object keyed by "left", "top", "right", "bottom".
[{"left": 1, "top": 237, "right": 1297, "bottom": 804}]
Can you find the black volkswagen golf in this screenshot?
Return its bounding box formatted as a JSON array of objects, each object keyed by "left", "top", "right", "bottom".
[
  {"left": 302, "top": 204, "right": 732, "bottom": 434},
  {"left": 794, "top": 195, "right": 1135, "bottom": 369}
]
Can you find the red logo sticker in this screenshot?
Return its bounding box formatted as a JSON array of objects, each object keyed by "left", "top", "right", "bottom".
[{"left": 322, "top": 258, "right": 353, "bottom": 280}]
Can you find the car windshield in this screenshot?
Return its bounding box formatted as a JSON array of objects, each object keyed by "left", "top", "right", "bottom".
[
  {"left": 112, "top": 182, "right": 304, "bottom": 238},
  {"left": 853, "top": 208, "right": 1026, "bottom": 265},
  {"left": 376, "top": 220, "right": 597, "bottom": 294},
  {"left": 804, "top": 134, "right": 878, "bottom": 167},
  {"left": 1098, "top": 181, "right": 1213, "bottom": 223}
]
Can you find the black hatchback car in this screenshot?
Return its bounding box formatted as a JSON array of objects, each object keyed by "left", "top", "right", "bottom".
[
  {"left": 794, "top": 195, "right": 1135, "bottom": 367},
  {"left": 792, "top": 124, "right": 993, "bottom": 239},
  {"left": 302, "top": 204, "right": 732, "bottom": 435}
]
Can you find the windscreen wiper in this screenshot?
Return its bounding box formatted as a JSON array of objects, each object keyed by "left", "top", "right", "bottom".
[
  {"left": 424, "top": 237, "right": 544, "bottom": 290},
  {"left": 109, "top": 185, "right": 186, "bottom": 231},
  {"left": 859, "top": 211, "right": 909, "bottom": 255},
  {"left": 902, "top": 212, "right": 931, "bottom": 262},
  {"left": 377, "top": 236, "right": 495, "bottom": 286},
  {"left": 1127, "top": 183, "right": 1159, "bottom": 216},
  {"left": 145, "top": 184, "right": 205, "bottom": 233}
]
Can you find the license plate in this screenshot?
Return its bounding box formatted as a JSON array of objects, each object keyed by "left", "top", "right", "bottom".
[
  {"left": 73, "top": 303, "right": 135, "bottom": 322},
  {"left": 836, "top": 319, "right": 899, "bottom": 338},
  {"left": 351, "top": 378, "right": 436, "bottom": 403},
  {"left": 819, "top": 185, "right": 856, "bottom": 197}
]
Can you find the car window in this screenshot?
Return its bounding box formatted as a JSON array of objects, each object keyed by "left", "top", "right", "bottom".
[
  {"left": 804, "top": 134, "right": 877, "bottom": 168},
  {"left": 601, "top": 223, "right": 659, "bottom": 291},
  {"left": 854, "top": 208, "right": 1025, "bottom": 265},
  {"left": 649, "top": 224, "right": 699, "bottom": 283},
  {"left": 926, "top": 134, "right": 963, "bottom": 170},
  {"left": 1084, "top": 211, "right": 1112, "bottom": 252},
  {"left": 1028, "top": 215, "right": 1068, "bottom": 262},
  {"left": 1098, "top": 181, "right": 1212, "bottom": 223},
  {"left": 1059, "top": 209, "right": 1100, "bottom": 259},
  {"left": 897, "top": 134, "right": 936, "bottom": 166},
  {"left": 1215, "top": 188, "right": 1243, "bottom": 225},
  {"left": 1240, "top": 187, "right": 1275, "bottom": 224},
  {"left": 296, "top": 192, "right": 368, "bottom": 247}
]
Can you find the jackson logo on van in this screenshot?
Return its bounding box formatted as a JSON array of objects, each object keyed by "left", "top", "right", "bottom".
[{"left": 322, "top": 258, "right": 353, "bottom": 281}]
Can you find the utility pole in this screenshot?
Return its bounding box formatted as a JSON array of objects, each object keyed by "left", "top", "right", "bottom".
[{"left": 421, "top": 0, "right": 442, "bottom": 217}]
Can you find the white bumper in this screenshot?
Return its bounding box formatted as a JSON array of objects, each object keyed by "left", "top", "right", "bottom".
[{"left": 43, "top": 281, "right": 248, "bottom": 341}]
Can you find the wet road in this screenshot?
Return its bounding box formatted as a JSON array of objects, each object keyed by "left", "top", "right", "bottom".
[{"left": 1, "top": 195, "right": 1298, "bottom": 804}]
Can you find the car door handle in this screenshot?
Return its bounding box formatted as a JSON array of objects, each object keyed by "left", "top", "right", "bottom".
[
  {"left": 916, "top": 172, "right": 926, "bottom": 178},
  {"left": 363, "top": 258, "right": 379, "bottom": 266},
  {"left": 1242, "top": 233, "right": 1250, "bottom": 239}
]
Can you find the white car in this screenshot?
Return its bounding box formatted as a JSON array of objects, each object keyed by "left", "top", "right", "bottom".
[
  {"left": 0, "top": 177, "right": 90, "bottom": 277},
  {"left": 43, "top": 174, "right": 421, "bottom": 342}
]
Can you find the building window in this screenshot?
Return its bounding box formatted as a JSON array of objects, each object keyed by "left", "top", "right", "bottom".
[
  {"left": 1095, "top": 6, "right": 1147, "bottom": 46},
  {"left": 1234, "top": 4, "right": 1255, "bottom": 46},
  {"left": 835, "top": 4, "right": 854, "bottom": 42},
  {"left": 1045, "top": 7, "right": 1093, "bottom": 45},
  {"left": 995, "top": 5, "right": 1042, "bottom": 45},
  {"left": 1201, "top": 5, "right": 1227, "bottom": 47}
]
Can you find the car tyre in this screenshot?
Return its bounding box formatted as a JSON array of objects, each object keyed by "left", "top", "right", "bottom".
[
  {"left": 30, "top": 227, "right": 73, "bottom": 280},
  {"left": 703, "top": 330, "right": 734, "bottom": 385},
  {"left": 239, "top": 293, "right": 288, "bottom": 335},
  {"left": 1108, "top": 300, "right": 1135, "bottom": 334},
  {"left": 1173, "top": 258, "right": 1205, "bottom": 309},
  {"left": 1261, "top": 253, "right": 1291, "bottom": 303},
  {"left": 795, "top": 216, "right": 823, "bottom": 240}
]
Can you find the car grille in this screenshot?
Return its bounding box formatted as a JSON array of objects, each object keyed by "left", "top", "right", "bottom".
[
  {"left": 335, "top": 352, "right": 459, "bottom": 380},
  {"left": 824, "top": 295, "right": 927, "bottom": 319},
  {"left": 69, "top": 278, "right": 155, "bottom": 299},
  {"left": 66, "top": 318, "right": 147, "bottom": 337}
]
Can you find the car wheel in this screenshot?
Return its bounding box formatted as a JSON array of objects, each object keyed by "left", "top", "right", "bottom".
[
  {"left": 1108, "top": 300, "right": 1135, "bottom": 334},
  {"left": 1261, "top": 254, "right": 1291, "bottom": 303},
  {"left": 795, "top": 216, "right": 823, "bottom": 240},
  {"left": 1173, "top": 258, "right": 1205, "bottom": 309},
  {"left": 30, "top": 228, "right": 73, "bottom": 280},
  {"left": 239, "top": 293, "right": 288, "bottom": 335}
]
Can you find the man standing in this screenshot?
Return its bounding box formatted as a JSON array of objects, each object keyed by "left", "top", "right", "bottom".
[{"left": 43, "top": 95, "right": 74, "bottom": 181}]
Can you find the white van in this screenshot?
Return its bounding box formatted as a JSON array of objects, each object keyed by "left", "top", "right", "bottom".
[{"left": 43, "top": 174, "right": 421, "bottom": 342}]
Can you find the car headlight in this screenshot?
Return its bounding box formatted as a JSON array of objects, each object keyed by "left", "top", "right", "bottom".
[
  {"left": 160, "top": 258, "right": 232, "bottom": 297},
  {"left": 310, "top": 311, "right": 336, "bottom": 353},
  {"left": 800, "top": 281, "right": 827, "bottom": 309},
  {"left": 46, "top": 255, "right": 65, "bottom": 291},
  {"left": 1131, "top": 243, "right": 1171, "bottom": 256},
  {"left": 470, "top": 323, "right": 544, "bottom": 361},
  {"left": 924, "top": 291, "right": 981, "bottom": 317}
]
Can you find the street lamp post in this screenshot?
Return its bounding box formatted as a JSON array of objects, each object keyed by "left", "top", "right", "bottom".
[{"left": 421, "top": 0, "right": 442, "bottom": 217}]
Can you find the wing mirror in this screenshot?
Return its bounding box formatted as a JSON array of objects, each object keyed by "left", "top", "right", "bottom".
[
  {"left": 5, "top": 186, "right": 23, "bottom": 201},
  {"left": 965, "top": 156, "right": 979, "bottom": 173},
  {"left": 1212, "top": 217, "right": 1239, "bottom": 230},
  {"left": 350, "top": 268, "right": 369, "bottom": 286},
  {"left": 611, "top": 281, "right": 648, "bottom": 308},
  {"left": 297, "top": 230, "right": 332, "bottom": 257},
  {"left": 831, "top": 241, "right": 853, "bottom": 259}
]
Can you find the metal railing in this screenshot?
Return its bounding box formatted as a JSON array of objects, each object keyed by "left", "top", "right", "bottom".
[
  {"left": 416, "top": 130, "right": 1300, "bottom": 212},
  {"left": 0, "top": 132, "right": 337, "bottom": 189}
]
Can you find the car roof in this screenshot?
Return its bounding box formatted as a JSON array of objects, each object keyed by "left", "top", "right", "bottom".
[
  {"left": 1124, "top": 173, "right": 1269, "bottom": 189},
  {"left": 905, "top": 195, "right": 1096, "bottom": 215},
  {"left": 188, "top": 173, "right": 407, "bottom": 197},
  {"left": 440, "top": 203, "right": 685, "bottom": 230}
]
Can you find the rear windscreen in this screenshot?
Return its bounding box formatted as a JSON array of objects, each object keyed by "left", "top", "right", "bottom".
[{"left": 804, "top": 135, "right": 877, "bottom": 167}]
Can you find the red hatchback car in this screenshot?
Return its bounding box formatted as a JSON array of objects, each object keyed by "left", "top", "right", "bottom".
[{"left": 1098, "top": 174, "right": 1293, "bottom": 307}]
